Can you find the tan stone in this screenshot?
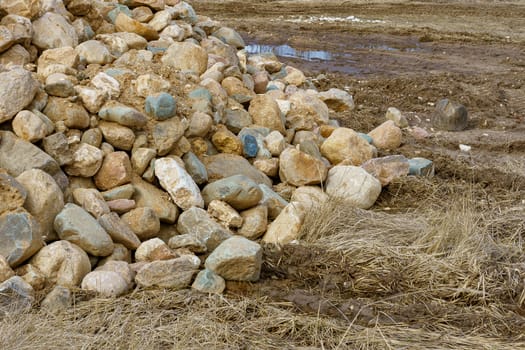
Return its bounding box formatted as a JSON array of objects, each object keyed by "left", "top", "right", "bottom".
[
  {"left": 203, "top": 153, "right": 272, "bottom": 187},
  {"left": 72, "top": 188, "right": 110, "bottom": 219},
  {"left": 0, "top": 255, "right": 15, "bottom": 283},
  {"left": 135, "top": 255, "right": 200, "bottom": 289},
  {"left": 221, "top": 76, "right": 254, "bottom": 102},
  {"left": 368, "top": 120, "right": 402, "bottom": 150},
  {"left": 262, "top": 201, "right": 308, "bottom": 245},
  {"left": 121, "top": 207, "right": 160, "bottom": 240},
  {"left": 320, "top": 127, "right": 375, "bottom": 166},
  {"left": 279, "top": 147, "right": 327, "bottom": 186},
  {"left": 211, "top": 124, "right": 243, "bottom": 155},
  {"left": 207, "top": 200, "right": 243, "bottom": 228},
  {"left": 161, "top": 41, "right": 208, "bottom": 75},
  {"left": 94, "top": 152, "right": 132, "bottom": 191},
  {"left": 361, "top": 155, "right": 410, "bottom": 186},
  {"left": 135, "top": 238, "right": 177, "bottom": 262},
  {"left": 114, "top": 12, "right": 159, "bottom": 41},
  {"left": 248, "top": 94, "right": 285, "bottom": 133},
  {"left": 253, "top": 158, "right": 279, "bottom": 177},
  {"left": 238, "top": 205, "right": 268, "bottom": 240},
  {"left": 98, "top": 121, "right": 135, "bottom": 151}
]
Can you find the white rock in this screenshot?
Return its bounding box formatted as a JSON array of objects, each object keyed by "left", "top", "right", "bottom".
[
  {"left": 64, "top": 143, "right": 104, "bottom": 177},
  {"left": 325, "top": 166, "right": 382, "bottom": 209},
  {"left": 91, "top": 72, "right": 120, "bottom": 99},
  {"left": 81, "top": 271, "right": 130, "bottom": 297},
  {"left": 75, "top": 40, "right": 114, "bottom": 65},
  {"left": 262, "top": 202, "right": 307, "bottom": 245},
  {"left": 154, "top": 157, "right": 204, "bottom": 210},
  {"left": 75, "top": 86, "right": 108, "bottom": 114}
]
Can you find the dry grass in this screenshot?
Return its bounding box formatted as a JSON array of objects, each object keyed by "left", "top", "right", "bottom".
[{"left": 2, "top": 178, "right": 525, "bottom": 349}]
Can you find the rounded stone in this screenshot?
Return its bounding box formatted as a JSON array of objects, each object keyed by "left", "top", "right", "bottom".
[{"left": 144, "top": 92, "right": 176, "bottom": 120}]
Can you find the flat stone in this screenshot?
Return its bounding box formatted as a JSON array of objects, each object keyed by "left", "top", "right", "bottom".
[
  {"left": 192, "top": 269, "right": 225, "bottom": 294},
  {"left": 0, "top": 276, "right": 33, "bottom": 314},
  {"left": 238, "top": 205, "right": 268, "bottom": 240},
  {"left": 318, "top": 88, "right": 354, "bottom": 112},
  {"left": 101, "top": 184, "right": 135, "bottom": 201},
  {"left": 432, "top": 98, "right": 468, "bottom": 131},
  {"left": 65, "top": 143, "right": 104, "bottom": 177},
  {"left": 98, "top": 212, "right": 140, "bottom": 250},
  {"left": 81, "top": 271, "right": 130, "bottom": 297},
  {"left": 135, "top": 238, "right": 177, "bottom": 262},
  {"left": 0, "top": 172, "right": 27, "bottom": 215},
  {"left": 115, "top": 12, "right": 159, "bottom": 41},
  {"left": 408, "top": 158, "right": 435, "bottom": 177},
  {"left": 99, "top": 101, "right": 147, "bottom": 129},
  {"left": 177, "top": 207, "right": 232, "bottom": 251},
  {"left": 121, "top": 207, "right": 160, "bottom": 240},
  {"left": 54, "top": 203, "right": 114, "bottom": 257},
  {"left": 132, "top": 176, "right": 178, "bottom": 223},
  {"left": 30, "top": 240, "right": 91, "bottom": 287},
  {"left": 361, "top": 155, "right": 410, "bottom": 186},
  {"left": 325, "top": 166, "right": 382, "bottom": 209},
  {"left": 279, "top": 147, "right": 327, "bottom": 186},
  {"left": 262, "top": 201, "right": 307, "bottom": 245},
  {"left": 0, "top": 68, "right": 38, "bottom": 123},
  {"left": 368, "top": 120, "right": 402, "bottom": 150},
  {"left": 0, "top": 209, "right": 43, "bottom": 267},
  {"left": 205, "top": 236, "right": 262, "bottom": 282},
  {"left": 161, "top": 41, "right": 208, "bottom": 75},
  {"left": 203, "top": 153, "right": 272, "bottom": 187},
  {"left": 16, "top": 169, "right": 64, "bottom": 242},
  {"left": 135, "top": 255, "right": 200, "bottom": 289},
  {"left": 99, "top": 121, "right": 135, "bottom": 151},
  {"left": 94, "top": 152, "right": 133, "bottom": 191},
  {"left": 168, "top": 233, "right": 207, "bottom": 254},
  {"left": 145, "top": 92, "right": 176, "bottom": 120},
  {"left": 202, "top": 174, "right": 262, "bottom": 211},
  {"left": 32, "top": 12, "right": 78, "bottom": 50},
  {"left": 72, "top": 188, "right": 110, "bottom": 219},
  {"left": 155, "top": 157, "right": 203, "bottom": 210},
  {"left": 107, "top": 199, "right": 136, "bottom": 214},
  {"left": 321, "top": 127, "right": 375, "bottom": 166}
]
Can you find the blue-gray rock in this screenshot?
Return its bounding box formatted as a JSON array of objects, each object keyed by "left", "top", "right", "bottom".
[
  {"left": 145, "top": 92, "right": 176, "bottom": 120},
  {"left": 202, "top": 174, "right": 262, "bottom": 210},
  {"left": 238, "top": 127, "right": 271, "bottom": 159},
  {"left": 205, "top": 236, "right": 262, "bottom": 282},
  {"left": 188, "top": 87, "right": 213, "bottom": 114},
  {"left": 177, "top": 207, "right": 232, "bottom": 251},
  {"left": 0, "top": 171, "right": 27, "bottom": 215},
  {"left": 99, "top": 102, "right": 148, "bottom": 128},
  {"left": 358, "top": 132, "right": 373, "bottom": 144},
  {"left": 408, "top": 158, "right": 435, "bottom": 177},
  {"left": 211, "top": 27, "right": 245, "bottom": 49},
  {"left": 224, "top": 108, "right": 252, "bottom": 134},
  {"left": 54, "top": 203, "right": 114, "bottom": 257},
  {"left": 107, "top": 4, "right": 132, "bottom": 24},
  {"left": 0, "top": 276, "right": 34, "bottom": 314},
  {"left": 0, "top": 209, "right": 43, "bottom": 267},
  {"left": 192, "top": 269, "right": 225, "bottom": 294},
  {"left": 241, "top": 134, "right": 258, "bottom": 158},
  {"left": 432, "top": 99, "right": 468, "bottom": 131},
  {"left": 182, "top": 152, "right": 208, "bottom": 185}
]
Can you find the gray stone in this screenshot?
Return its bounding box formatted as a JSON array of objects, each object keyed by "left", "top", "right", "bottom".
[
  {"left": 135, "top": 255, "right": 200, "bottom": 289},
  {"left": 192, "top": 269, "right": 225, "bottom": 294},
  {"left": 186, "top": 111, "right": 213, "bottom": 137},
  {"left": 259, "top": 184, "right": 288, "bottom": 220},
  {"left": 99, "top": 101, "right": 147, "bottom": 129},
  {"left": 16, "top": 169, "right": 64, "bottom": 242},
  {"left": 202, "top": 174, "right": 262, "bottom": 211},
  {"left": 182, "top": 152, "right": 208, "bottom": 185},
  {"left": 0, "top": 276, "right": 33, "bottom": 314},
  {"left": 72, "top": 188, "right": 110, "bottom": 219},
  {"left": 81, "top": 128, "right": 103, "bottom": 148},
  {"left": 101, "top": 184, "right": 135, "bottom": 201},
  {"left": 0, "top": 68, "right": 38, "bottom": 123},
  {"left": 432, "top": 98, "right": 468, "bottom": 131},
  {"left": 32, "top": 12, "right": 78, "bottom": 50},
  {"left": 121, "top": 207, "right": 160, "bottom": 241},
  {"left": 205, "top": 236, "right": 262, "bottom": 282},
  {"left": 177, "top": 207, "right": 232, "bottom": 251},
  {"left": 45, "top": 73, "right": 75, "bottom": 98},
  {"left": 0, "top": 171, "right": 27, "bottom": 215},
  {"left": 155, "top": 157, "right": 203, "bottom": 210},
  {"left": 385, "top": 107, "right": 408, "bottom": 128},
  {"left": 0, "top": 209, "right": 43, "bottom": 267},
  {"left": 224, "top": 108, "right": 252, "bottom": 134},
  {"left": 54, "top": 203, "right": 114, "bottom": 257},
  {"left": 30, "top": 240, "right": 91, "bottom": 287},
  {"left": 145, "top": 92, "right": 176, "bottom": 120},
  {"left": 41, "top": 286, "right": 72, "bottom": 312},
  {"left": 408, "top": 158, "right": 435, "bottom": 177},
  {"left": 132, "top": 176, "right": 178, "bottom": 223},
  {"left": 42, "top": 132, "right": 74, "bottom": 166},
  {"left": 203, "top": 153, "right": 272, "bottom": 187},
  {"left": 75, "top": 40, "right": 114, "bottom": 65},
  {"left": 81, "top": 271, "right": 130, "bottom": 297},
  {"left": 211, "top": 27, "right": 245, "bottom": 48},
  {"left": 98, "top": 211, "right": 142, "bottom": 249}
]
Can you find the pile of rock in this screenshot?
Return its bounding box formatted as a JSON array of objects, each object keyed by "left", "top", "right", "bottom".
[{"left": 0, "top": 0, "right": 433, "bottom": 308}]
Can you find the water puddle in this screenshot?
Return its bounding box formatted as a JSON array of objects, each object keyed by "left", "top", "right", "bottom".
[{"left": 245, "top": 44, "right": 334, "bottom": 61}]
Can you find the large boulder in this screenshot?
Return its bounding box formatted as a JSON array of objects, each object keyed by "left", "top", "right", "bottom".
[
  {"left": 201, "top": 174, "right": 262, "bottom": 210},
  {"left": 161, "top": 41, "right": 208, "bottom": 75},
  {"left": 32, "top": 12, "right": 78, "bottom": 50},
  {"left": 321, "top": 127, "right": 375, "bottom": 166},
  {"left": 248, "top": 94, "right": 286, "bottom": 134}
]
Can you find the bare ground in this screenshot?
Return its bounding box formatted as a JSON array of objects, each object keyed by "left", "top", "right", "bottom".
[{"left": 2, "top": 1, "right": 525, "bottom": 349}]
